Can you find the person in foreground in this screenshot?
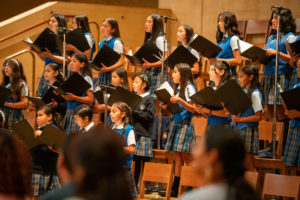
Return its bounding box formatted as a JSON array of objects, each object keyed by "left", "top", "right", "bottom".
[{"left": 181, "top": 127, "right": 259, "bottom": 200}]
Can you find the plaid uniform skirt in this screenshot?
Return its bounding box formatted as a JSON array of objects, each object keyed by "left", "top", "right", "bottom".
[
  {"left": 125, "top": 169, "right": 138, "bottom": 198},
  {"left": 282, "top": 126, "right": 300, "bottom": 167},
  {"left": 261, "top": 73, "right": 288, "bottom": 105},
  {"left": 37, "top": 71, "right": 47, "bottom": 97},
  {"left": 98, "top": 71, "right": 112, "bottom": 86},
  {"left": 62, "top": 109, "right": 79, "bottom": 134},
  {"left": 3, "top": 107, "right": 24, "bottom": 129},
  {"left": 32, "top": 173, "right": 60, "bottom": 196},
  {"left": 238, "top": 126, "right": 259, "bottom": 154},
  {"left": 165, "top": 119, "right": 195, "bottom": 153},
  {"left": 135, "top": 136, "right": 153, "bottom": 158},
  {"left": 142, "top": 66, "right": 169, "bottom": 97},
  {"left": 289, "top": 71, "right": 300, "bottom": 90}
]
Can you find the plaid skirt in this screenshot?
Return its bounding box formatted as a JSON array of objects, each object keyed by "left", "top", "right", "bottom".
[
  {"left": 282, "top": 126, "right": 300, "bottom": 167},
  {"left": 135, "top": 136, "right": 153, "bottom": 158},
  {"left": 238, "top": 126, "right": 259, "bottom": 154},
  {"left": 289, "top": 71, "right": 300, "bottom": 90},
  {"left": 32, "top": 173, "right": 60, "bottom": 196},
  {"left": 98, "top": 71, "right": 112, "bottom": 86},
  {"left": 165, "top": 119, "right": 195, "bottom": 153},
  {"left": 142, "top": 66, "right": 169, "bottom": 97},
  {"left": 125, "top": 169, "right": 138, "bottom": 198},
  {"left": 3, "top": 107, "right": 24, "bottom": 129},
  {"left": 37, "top": 71, "right": 47, "bottom": 97},
  {"left": 261, "top": 73, "right": 288, "bottom": 105},
  {"left": 62, "top": 108, "right": 80, "bottom": 135}
]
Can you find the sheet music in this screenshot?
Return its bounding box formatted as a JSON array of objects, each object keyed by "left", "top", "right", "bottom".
[
  {"left": 156, "top": 81, "right": 174, "bottom": 96},
  {"left": 237, "top": 40, "right": 253, "bottom": 53}
]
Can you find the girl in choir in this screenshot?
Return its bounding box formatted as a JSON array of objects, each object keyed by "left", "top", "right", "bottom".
[
  {"left": 211, "top": 11, "right": 242, "bottom": 77},
  {"left": 282, "top": 59, "right": 300, "bottom": 168},
  {"left": 60, "top": 52, "right": 94, "bottom": 134},
  {"left": 143, "top": 14, "right": 169, "bottom": 96},
  {"left": 262, "top": 8, "right": 296, "bottom": 120},
  {"left": 131, "top": 72, "right": 156, "bottom": 188},
  {"left": 31, "top": 105, "right": 61, "bottom": 197},
  {"left": 110, "top": 101, "right": 138, "bottom": 198},
  {"left": 231, "top": 65, "right": 263, "bottom": 170},
  {"left": 176, "top": 24, "right": 200, "bottom": 75},
  {"left": 96, "top": 18, "right": 124, "bottom": 86},
  {"left": 34, "top": 14, "right": 67, "bottom": 96},
  {"left": 196, "top": 61, "right": 232, "bottom": 127},
  {"left": 67, "top": 14, "right": 96, "bottom": 61},
  {"left": 164, "top": 63, "right": 196, "bottom": 197},
  {"left": 1, "top": 59, "right": 29, "bottom": 129}
]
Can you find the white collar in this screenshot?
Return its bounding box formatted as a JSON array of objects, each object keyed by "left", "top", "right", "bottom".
[
  {"left": 84, "top": 122, "right": 94, "bottom": 132},
  {"left": 140, "top": 91, "right": 150, "bottom": 98},
  {"left": 105, "top": 36, "right": 113, "bottom": 41},
  {"left": 112, "top": 122, "right": 124, "bottom": 130}
]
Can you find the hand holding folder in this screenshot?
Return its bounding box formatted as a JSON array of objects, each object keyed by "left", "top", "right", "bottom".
[
  {"left": 281, "top": 86, "right": 300, "bottom": 111},
  {"left": 91, "top": 45, "right": 121, "bottom": 70},
  {"left": 164, "top": 45, "right": 198, "bottom": 69}
]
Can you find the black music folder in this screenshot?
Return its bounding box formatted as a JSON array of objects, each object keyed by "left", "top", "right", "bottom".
[
  {"left": 66, "top": 28, "right": 90, "bottom": 52},
  {"left": 124, "top": 40, "right": 162, "bottom": 66},
  {"left": 237, "top": 40, "right": 272, "bottom": 65},
  {"left": 189, "top": 34, "right": 222, "bottom": 58},
  {"left": 154, "top": 81, "right": 183, "bottom": 114},
  {"left": 281, "top": 86, "right": 300, "bottom": 111},
  {"left": 11, "top": 120, "right": 41, "bottom": 149},
  {"left": 39, "top": 124, "right": 67, "bottom": 150},
  {"left": 49, "top": 72, "right": 91, "bottom": 96},
  {"left": 164, "top": 45, "right": 198, "bottom": 69},
  {"left": 91, "top": 44, "right": 121, "bottom": 70},
  {"left": 190, "top": 87, "right": 223, "bottom": 110},
  {"left": 290, "top": 39, "right": 300, "bottom": 55},
  {"left": 216, "top": 80, "right": 252, "bottom": 115},
  {"left": 107, "top": 86, "right": 142, "bottom": 110},
  {"left": 0, "top": 86, "right": 12, "bottom": 106},
  {"left": 27, "top": 96, "right": 48, "bottom": 108},
  {"left": 24, "top": 28, "right": 58, "bottom": 53}
]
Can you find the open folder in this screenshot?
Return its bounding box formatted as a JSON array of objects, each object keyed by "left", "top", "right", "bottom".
[
  {"left": 39, "top": 124, "right": 67, "bottom": 151},
  {"left": 48, "top": 72, "right": 91, "bottom": 96},
  {"left": 281, "top": 86, "right": 300, "bottom": 111},
  {"left": 91, "top": 44, "right": 121, "bottom": 70},
  {"left": 93, "top": 85, "right": 116, "bottom": 104},
  {"left": 290, "top": 39, "right": 300, "bottom": 55},
  {"left": 24, "top": 28, "right": 58, "bottom": 53},
  {"left": 164, "top": 45, "right": 198, "bottom": 69},
  {"left": 124, "top": 40, "right": 162, "bottom": 66},
  {"left": 0, "top": 86, "right": 12, "bottom": 106},
  {"left": 188, "top": 34, "right": 222, "bottom": 58},
  {"left": 154, "top": 81, "right": 183, "bottom": 114},
  {"left": 237, "top": 40, "right": 272, "bottom": 65},
  {"left": 190, "top": 87, "right": 223, "bottom": 110}
]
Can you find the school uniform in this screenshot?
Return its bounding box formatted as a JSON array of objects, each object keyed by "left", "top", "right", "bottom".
[
  {"left": 112, "top": 123, "right": 138, "bottom": 198},
  {"left": 62, "top": 74, "right": 93, "bottom": 134},
  {"left": 1, "top": 80, "right": 28, "bottom": 129},
  {"left": 282, "top": 82, "right": 300, "bottom": 167},
  {"left": 84, "top": 32, "right": 96, "bottom": 61},
  {"left": 30, "top": 123, "right": 60, "bottom": 196},
  {"left": 184, "top": 44, "right": 201, "bottom": 84},
  {"left": 79, "top": 121, "right": 95, "bottom": 133},
  {"left": 262, "top": 32, "right": 296, "bottom": 105},
  {"left": 216, "top": 34, "right": 240, "bottom": 77},
  {"left": 165, "top": 83, "right": 196, "bottom": 153},
  {"left": 288, "top": 35, "right": 300, "bottom": 90},
  {"left": 142, "top": 35, "right": 169, "bottom": 97},
  {"left": 98, "top": 36, "right": 123, "bottom": 86},
  {"left": 234, "top": 88, "right": 263, "bottom": 154}
]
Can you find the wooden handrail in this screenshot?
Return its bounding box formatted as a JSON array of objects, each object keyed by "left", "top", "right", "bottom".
[{"left": 5, "top": 50, "right": 36, "bottom": 96}]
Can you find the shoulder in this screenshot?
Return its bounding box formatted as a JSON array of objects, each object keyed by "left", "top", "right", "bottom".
[{"left": 286, "top": 33, "right": 297, "bottom": 43}]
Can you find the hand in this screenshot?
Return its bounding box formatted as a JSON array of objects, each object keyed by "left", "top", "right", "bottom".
[
  {"left": 4, "top": 102, "right": 12, "bottom": 108},
  {"left": 170, "top": 96, "right": 182, "bottom": 104},
  {"left": 161, "top": 102, "right": 168, "bottom": 110},
  {"left": 289, "top": 54, "right": 300, "bottom": 67},
  {"left": 47, "top": 99, "right": 58, "bottom": 108},
  {"left": 34, "top": 130, "right": 42, "bottom": 137},
  {"left": 48, "top": 145, "right": 59, "bottom": 153},
  {"left": 100, "top": 63, "right": 111, "bottom": 73},
  {"left": 95, "top": 104, "right": 106, "bottom": 113},
  {"left": 265, "top": 49, "right": 276, "bottom": 57},
  {"left": 285, "top": 109, "right": 300, "bottom": 119},
  {"left": 209, "top": 58, "right": 217, "bottom": 64},
  {"left": 65, "top": 44, "right": 76, "bottom": 52},
  {"left": 41, "top": 48, "right": 52, "bottom": 58},
  {"left": 142, "top": 58, "right": 152, "bottom": 69},
  {"left": 62, "top": 92, "right": 76, "bottom": 101},
  {"left": 231, "top": 115, "right": 242, "bottom": 122}
]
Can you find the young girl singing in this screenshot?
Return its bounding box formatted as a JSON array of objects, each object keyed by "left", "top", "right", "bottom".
[
  {"left": 110, "top": 101, "right": 137, "bottom": 198},
  {"left": 60, "top": 53, "right": 94, "bottom": 134},
  {"left": 164, "top": 63, "right": 196, "bottom": 197},
  {"left": 1, "top": 59, "right": 28, "bottom": 129},
  {"left": 232, "top": 65, "right": 263, "bottom": 170}
]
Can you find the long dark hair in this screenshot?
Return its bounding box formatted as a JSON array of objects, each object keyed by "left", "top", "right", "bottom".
[
  {"left": 239, "top": 65, "right": 264, "bottom": 100},
  {"left": 1, "top": 59, "right": 28, "bottom": 101},
  {"left": 113, "top": 68, "right": 129, "bottom": 90},
  {"left": 75, "top": 15, "right": 91, "bottom": 33},
  {"left": 178, "top": 24, "right": 194, "bottom": 46},
  {"left": 216, "top": 12, "right": 240, "bottom": 43},
  {"left": 112, "top": 102, "right": 132, "bottom": 138},
  {"left": 52, "top": 13, "right": 67, "bottom": 28},
  {"left": 72, "top": 52, "right": 92, "bottom": 78},
  {"left": 211, "top": 61, "right": 232, "bottom": 89},
  {"left": 205, "top": 127, "right": 259, "bottom": 200},
  {"left": 105, "top": 18, "right": 121, "bottom": 38},
  {"left": 46, "top": 63, "right": 64, "bottom": 83},
  {"left": 144, "top": 14, "right": 163, "bottom": 43},
  {"left": 269, "top": 8, "right": 296, "bottom": 35},
  {"left": 173, "top": 63, "right": 194, "bottom": 100}
]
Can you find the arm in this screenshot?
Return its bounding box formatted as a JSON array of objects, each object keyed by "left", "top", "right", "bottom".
[
  {"left": 62, "top": 90, "right": 94, "bottom": 105},
  {"left": 232, "top": 111, "right": 262, "bottom": 122},
  {"left": 285, "top": 109, "right": 300, "bottom": 119},
  {"left": 217, "top": 49, "right": 242, "bottom": 66},
  {"left": 124, "top": 145, "right": 136, "bottom": 154},
  {"left": 66, "top": 44, "right": 92, "bottom": 61},
  {"left": 142, "top": 52, "right": 169, "bottom": 69},
  {"left": 191, "top": 61, "right": 200, "bottom": 75},
  {"left": 170, "top": 96, "right": 195, "bottom": 113},
  {"left": 266, "top": 48, "right": 291, "bottom": 63},
  {"left": 4, "top": 96, "right": 28, "bottom": 109},
  {"left": 100, "top": 55, "right": 125, "bottom": 73},
  {"left": 42, "top": 48, "right": 69, "bottom": 65}
]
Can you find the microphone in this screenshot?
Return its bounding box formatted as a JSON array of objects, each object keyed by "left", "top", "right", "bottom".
[
  {"left": 160, "top": 15, "right": 177, "bottom": 21},
  {"left": 271, "top": 6, "right": 284, "bottom": 10}
]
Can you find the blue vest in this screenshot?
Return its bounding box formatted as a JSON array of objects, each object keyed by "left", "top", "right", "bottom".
[
  {"left": 99, "top": 37, "right": 119, "bottom": 50},
  {"left": 45, "top": 51, "right": 60, "bottom": 66},
  {"left": 207, "top": 115, "right": 231, "bottom": 127},
  {"left": 115, "top": 124, "right": 134, "bottom": 169},
  {"left": 290, "top": 83, "right": 300, "bottom": 128},
  {"left": 264, "top": 32, "right": 294, "bottom": 75},
  {"left": 234, "top": 89, "right": 263, "bottom": 130},
  {"left": 84, "top": 32, "right": 95, "bottom": 61}
]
